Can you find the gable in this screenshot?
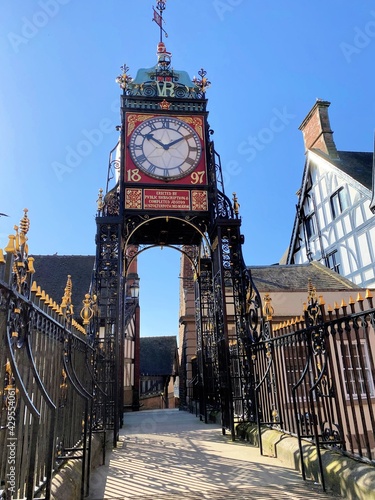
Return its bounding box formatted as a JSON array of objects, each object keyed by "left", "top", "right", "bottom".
[
  {"left": 140, "top": 336, "right": 178, "bottom": 376},
  {"left": 287, "top": 149, "right": 373, "bottom": 264}
]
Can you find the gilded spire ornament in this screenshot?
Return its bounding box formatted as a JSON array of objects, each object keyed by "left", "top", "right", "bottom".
[
  {"left": 263, "top": 294, "right": 274, "bottom": 321},
  {"left": 61, "top": 275, "right": 74, "bottom": 318},
  {"left": 232, "top": 193, "right": 240, "bottom": 216},
  {"left": 193, "top": 69, "right": 211, "bottom": 94},
  {"left": 19, "top": 208, "right": 30, "bottom": 243},
  {"left": 97, "top": 188, "right": 105, "bottom": 212},
  {"left": 4, "top": 209, "right": 34, "bottom": 294},
  {"left": 116, "top": 64, "right": 133, "bottom": 90},
  {"left": 80, "top": 293, "right": 95, "bottom": 326}
]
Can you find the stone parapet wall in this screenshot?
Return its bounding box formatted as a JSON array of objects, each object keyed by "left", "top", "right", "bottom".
[{"left": 237, "top": 424, "right": 375, "bottom": 500}]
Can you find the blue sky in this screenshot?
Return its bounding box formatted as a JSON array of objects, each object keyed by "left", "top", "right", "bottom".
[{"left": 1, "top": 1, "right": 374, "bottom": 337}]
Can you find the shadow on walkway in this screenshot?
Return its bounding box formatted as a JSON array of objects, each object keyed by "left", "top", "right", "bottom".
[{"left": 88, "top": 409, "right": 340, "bottom": 500}]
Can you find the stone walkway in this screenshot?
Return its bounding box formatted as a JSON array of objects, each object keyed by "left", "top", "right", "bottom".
[{"left": 88, "top": 409, "right": 341, "bottom": 500}]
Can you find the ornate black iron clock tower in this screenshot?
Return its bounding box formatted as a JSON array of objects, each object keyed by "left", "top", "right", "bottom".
[{"left": 94, "top": 1, "right": 261, "bottom": 443}]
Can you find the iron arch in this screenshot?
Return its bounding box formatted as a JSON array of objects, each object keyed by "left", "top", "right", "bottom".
[{"left": 124, "top": 215, "right": 212, "bottom": 255}]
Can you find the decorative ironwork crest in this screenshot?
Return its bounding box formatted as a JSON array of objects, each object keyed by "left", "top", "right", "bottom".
[
  {"left": 116, "top": 64, "right": 133, "bottom": 91},
  {"left": 193, "top": 68, "right": 211, "bottom": 95}
]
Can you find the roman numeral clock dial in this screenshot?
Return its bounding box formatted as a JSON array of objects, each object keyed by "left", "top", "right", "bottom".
[{"left": 129, "top": 116, "right": 202, "bottom": 181}]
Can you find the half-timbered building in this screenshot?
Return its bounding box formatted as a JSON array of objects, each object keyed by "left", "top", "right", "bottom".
[{"left": 287, "top": 100, "right": 375, "bottom": 288}]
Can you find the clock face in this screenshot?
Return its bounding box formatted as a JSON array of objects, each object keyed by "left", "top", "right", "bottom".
[{"left": 129, "top": 116, "right": 202, "bottom": 180}]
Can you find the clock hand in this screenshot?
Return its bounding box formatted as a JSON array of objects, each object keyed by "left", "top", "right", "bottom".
[
  {"left": 165, "top": 136, "right": 185, "bottom": 149},
  {"left": 144, "top": 133, "right": 168, "bottom": 149}
]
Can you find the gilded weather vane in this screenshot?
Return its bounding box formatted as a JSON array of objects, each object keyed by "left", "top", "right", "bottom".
[{"left": 153, "top": 1, "right": 168, "bottom": 42}]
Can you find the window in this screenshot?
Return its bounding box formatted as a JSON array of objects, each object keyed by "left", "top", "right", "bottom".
[
  {"left": 305, "top": 213, "right": 316, "bottom": 240},
  {"left": 325, "top": 250, "right": 340, "bottom": 274},
  {"left": 330, "top": 188, "right": 349, "bottom": 219},
  {"left": 340, "top": 341, "right": 375, "bottom": 399}
]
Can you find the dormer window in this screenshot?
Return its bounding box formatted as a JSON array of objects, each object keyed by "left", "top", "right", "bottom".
[{"left": 330, "top": 187, "right": 349, "bottom": 219}]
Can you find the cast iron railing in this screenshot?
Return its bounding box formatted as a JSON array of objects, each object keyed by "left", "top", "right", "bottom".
[
  {"left": 250, "top": 284, "right": 375, "bottom": 490},
  {"left": 0, "top": 212, "right": 96, "bottom": 499}
]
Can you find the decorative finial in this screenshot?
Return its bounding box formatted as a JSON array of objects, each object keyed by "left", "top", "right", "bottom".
[
  {"left": 307, "top": 278, "right": 316, "bottom": 300},
  {"left": 156, "top": 0, "right": 166, "bottom": 9},
  {"left": 193, "top": 69, "right": 211, "bottom": 94},
  {"left": 116, "top": 64, "right": 133, "bottom": 90},
  {"left": 232, "top": 193, "right": 240, "bottom": 216},
  {"left": 263, "top": 294, "right": 274, "bottom": 321},
  {"left": 153, "top": 1, "right": 168, "bottom": 42},
  {"left": 306, "top": 279, "right": 321, "bottom": 325},
  {"left": 3, "top": 209, "right": 33, "bottom": 294},
  {"left": 19, "top": 209, "right": 30, "bottom": 234},
  {"left": 61, "top": 275, "right": 73, "bottom": 318},
  {"left": 19, "top": 208, "right": 30, "bottom": 247},
  {"left": 28, "top": 256, "right": 35, "bottom": 274},
  {"left": 5, "top": 235, "right": 16, "bottom": 254},
  {"left": 80, "top": 293, "right": 94, "bottom": 326},
  {"left": 97, "top": 188, "right": 105, "bottom": 212}
]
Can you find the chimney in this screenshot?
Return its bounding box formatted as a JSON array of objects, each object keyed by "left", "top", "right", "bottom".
[{"left": 299, "top": 100, "right": 339, "bottom": 158}]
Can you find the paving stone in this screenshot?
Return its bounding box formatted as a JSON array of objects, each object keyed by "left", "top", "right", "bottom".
[{"left": 88, "top": 409, "right": 341, "bottom": 500}]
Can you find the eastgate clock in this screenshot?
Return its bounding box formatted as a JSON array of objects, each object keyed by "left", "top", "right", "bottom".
[{"left": 129, "top": 116, "right": 202, "bottom": 180}]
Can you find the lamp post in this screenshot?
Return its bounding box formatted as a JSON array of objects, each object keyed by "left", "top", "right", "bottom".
[{"left": 128, "top": 276, "right": 140, "bottom": 411}]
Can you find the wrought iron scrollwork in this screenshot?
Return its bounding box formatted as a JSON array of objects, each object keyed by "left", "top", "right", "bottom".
[
  {"left": 174, "top": 86, "right": 188, "bottom": 98},
  {"left": 312, "top": 327, "right": 326, "bottom": 355},
  {"left": 305, "top": 279, "right": 323, "bottom": 327},
  {"left": 104, "top": 186, "right": 120, "bottom": 216},
  {"left": 246, "top": 281, "right": 260, "bottom": 339},
  {"left": 1, "top": 362, "right": 17, "bottom": 412},
  {"left": 321, "top": 422, "right": 343, "bottom": 447},
  {"left": 143, "top": 84, "right": 157, "bottom": 97},
  {"left": 59, "top": 369, "right": 68, "bottom": 408},
  {"left": 8, "top": 298, "right": 30, "bottom": 349},
  {"left": 314, "top": 361, "right": 334, "bottom": 398},
  {"left": 215, "top": 191, "right": 233, "bottom": 219}
]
